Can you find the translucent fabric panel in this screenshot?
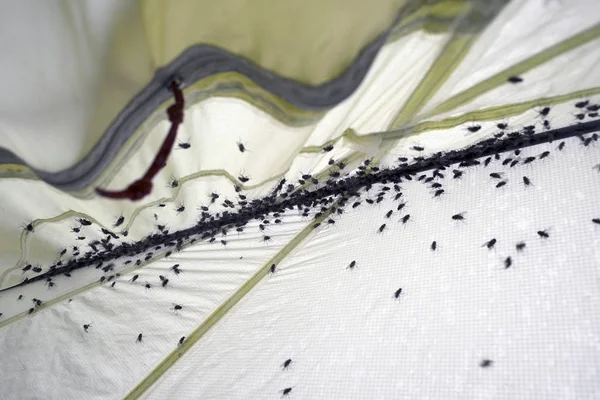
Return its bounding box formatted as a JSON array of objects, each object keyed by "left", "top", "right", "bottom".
[{"left": 144, "top": 132, "right": 600, "bottom": 400}]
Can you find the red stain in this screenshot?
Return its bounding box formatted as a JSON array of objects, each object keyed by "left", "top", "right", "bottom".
[{"left": 96, "top": 81, "right": 184, "bottom": 201}]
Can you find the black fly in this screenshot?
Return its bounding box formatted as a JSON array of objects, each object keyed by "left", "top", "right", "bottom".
[
  {"left": 431, "top": 241, "right": 437, "bottom": 251},
  {"left": 542, "top": 120, "right": 551, "bottom": 130},
  {"left": 137, "top": 333, "right": 143, "bottom": 343},
  {"left": 507, "top": 76, "right": 523, "bottom": 83},
  {"left": 537, "top": 230, "right": 549, "bottom": 238},
  {"left": 451, "top": 213, "right": 465, "bottom": 221},
  {"left": 282, "top": 359, "right": 293, "bottom": 370},
  {"left": 160, "top": 276, "right": 169, "bottom": 287},
  {"left": 172, "top": 304, "right": 183, "bottom": 314},
  {"left": 483, "top": 239, "right": 496, "bottom": 250},
  {"left": 538, "top": 106, "right": 551, "bottom": 117},
  {"left": 394, "top": 288, "right": 403, "bottom": 299},
  {"left": 238, "top": 174, "right": 250, "bottom": 183},
  {"left": 113, "top": 215, "right": 125, "bottom": 227},
  {"left": 504, "top": 257, "right": 512, "bottom": 269}
]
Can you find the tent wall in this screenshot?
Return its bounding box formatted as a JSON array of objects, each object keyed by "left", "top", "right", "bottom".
[
  {"left": 1, "top": 132, "right": 599, "bottom": 399},
  {"left": 0, "top": 0, "right": 600, "bottom": 399},
  {"left": 0, "top": 0, "right": 404, "bottom": 178}
]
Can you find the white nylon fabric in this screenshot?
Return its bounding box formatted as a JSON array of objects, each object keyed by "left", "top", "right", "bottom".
[
  {"left": 422, "top": 0, "right": 600, "bottom": 118},
  {"left": 144, "top": 135, "right": 600, "bottom": 400},
  {"left": 0, "top": 0, "right": 600, "bottom": 399},
  {"left": 0, "top": 212, "right": 307, "bottom": 399},
  {"left": 2, "top": 126, "right": 600, "bottom": 399},
  {"left": 425, "top": 38, "right": 600, "bottom": 124},
  {"left": 305, "top": 32, "right": 448, "bottom": 144}
]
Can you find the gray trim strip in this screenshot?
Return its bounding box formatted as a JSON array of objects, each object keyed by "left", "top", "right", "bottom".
[{"left": 1, "top": 17, "right": 399, "bottom": 192}]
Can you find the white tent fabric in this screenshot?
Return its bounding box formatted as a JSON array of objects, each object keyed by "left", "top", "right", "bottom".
[
  {"left": 2, "top": 133, "right": 599, "bottom": 399},
  {"left": 1, "top": 0, "right": 600, "bottom": 399},
  {"left": 146, "top": 138, "right": 600, "bottom": 400}
]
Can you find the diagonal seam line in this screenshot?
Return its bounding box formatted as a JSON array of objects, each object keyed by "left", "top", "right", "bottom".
[
  {"left": 425, "top": 22, "right": 600, "bottom": 119},
  {"left": 380, "top": 87, "right": 600, "bottom": 141},
  {"left": 123, "top": 207, "right": 337, "bottom": 400},
  {"left": 389, "top": 34, "right": 478, "bottom": 129}
]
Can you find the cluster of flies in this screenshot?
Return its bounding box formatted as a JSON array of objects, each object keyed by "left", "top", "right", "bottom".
[
  {"left": 16, "top": 98, "right": 599, "bottom": 281},
  {"left": 7, "top": 99, "right": 600, "bottom": 382},
  {"left": 13, "top": 99, "right": 600, "bottom": 291}
]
